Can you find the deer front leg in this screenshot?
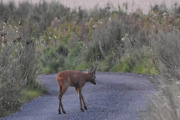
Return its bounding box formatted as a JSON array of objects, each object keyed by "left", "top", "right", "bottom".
[
  {"left": 77, "top": 88, "right": 84, "bottom": 112},
  {"left": 81, "top": 95, "right": 87, "bottom": 110}
]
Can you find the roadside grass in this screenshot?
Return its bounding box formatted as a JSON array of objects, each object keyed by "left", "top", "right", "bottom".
[
  {"left": 140, "top": 30, "right": 180, "bottom": 120},
  {"left": 110, "top": 54, "right": 158, "bottom": 75},
  {"left": 0, "top": 81, "right": 48, "bottom": 118},
  {"left": 19, "top": 80, "right": 48, "bottom": 103}
]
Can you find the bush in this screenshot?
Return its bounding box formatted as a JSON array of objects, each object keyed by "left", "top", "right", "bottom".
[
  {"left": 20, "top": 80, "right": 48, "bottom": 103},
  {"left": 40, "top": 45, "right": 68, "bottom": 73},
  {"left": 0, "top": 22, "right": 37, "bottom": 117},
  {"left": 140, "top": 30, "right": 180, "bottom": 120},
  {"left": 133, "top": 57, "right": 158, "bottom": 75},
  {"left": 111, "top": 62, "right": 131, "bottom": 72},
  {"left": 75, "top": 62, "right": 89, "bottom": 71},
  {"left": 110, "top": 52, "right": 158, "bottom": 75}
]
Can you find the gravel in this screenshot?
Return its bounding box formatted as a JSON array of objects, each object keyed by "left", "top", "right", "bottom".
[{"left": 0, "top": 72, "right": 155, "bottom": 120}]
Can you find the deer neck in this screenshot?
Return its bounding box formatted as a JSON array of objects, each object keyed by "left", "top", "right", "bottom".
[{"left": 84, "top": 73, "right": 91, "bottom": 82}]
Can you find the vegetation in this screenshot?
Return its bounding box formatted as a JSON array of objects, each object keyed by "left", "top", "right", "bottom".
[
  {"left": 0, "top": 0, "right": 180, "bottom": 119},
  {"left": 140, "top": 30, "right": 180, "bottom": 120},
  {"left": 19, "top": 80, "right": 48, "bottom": 103},
  {"left": 0, "top": 80, "right": 47, "bottom": 117}
]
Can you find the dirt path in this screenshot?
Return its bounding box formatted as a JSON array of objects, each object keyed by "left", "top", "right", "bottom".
[{"left": 1, "top": 72, "right": 155, "bottom": 120}]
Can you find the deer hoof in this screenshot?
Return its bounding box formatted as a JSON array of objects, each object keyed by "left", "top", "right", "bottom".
[
  {"left": 81, "top": 108, "right": 84, "bottom": 112},
  {"left": 84, "top": 106, "right": 87, "bottom": 110},
  {"left": 58, "top": 109, "right": 61, "bottom": 114},
  {"left": 63, "top": 111, "right": 66, "bottom": 114}
]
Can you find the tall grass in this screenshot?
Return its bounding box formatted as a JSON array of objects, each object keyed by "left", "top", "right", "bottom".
[
  {"left": 140, "top": 30, "right": 180, "bottom": 120},
  {"left": 139, "top": 4, "right": 180, "bottom": 120},
  {"left": 0, "top": 21, "right": 37, "bottom": 116}
]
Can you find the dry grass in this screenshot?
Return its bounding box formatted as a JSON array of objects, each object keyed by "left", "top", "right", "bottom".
[
  {"left": 140, "top": 30, "right": 180, "bottom": 120},
  {"left": 0, "top": 21, "right": 37, "bottom": 117}
]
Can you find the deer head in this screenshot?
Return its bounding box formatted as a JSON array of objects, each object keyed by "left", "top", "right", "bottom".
[{"left": 88, "top": 61, "right": 98, "bottom": 85}]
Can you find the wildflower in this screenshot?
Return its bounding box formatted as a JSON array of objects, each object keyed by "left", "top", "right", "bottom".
[
  {"left": 163, "top": 12, "right": 166, "bottom": 16},
  {"left": 93, "top": 24, "right": 97, "bottom": 28},
  {"left": 176, "top": 81, "right": 180, "bottom": 84},
  {"left": 163, "top": 12, "right": 167, "bottom": 18},
  {"left": 121, "top": 38, "right": 125, "bottom": 41}
]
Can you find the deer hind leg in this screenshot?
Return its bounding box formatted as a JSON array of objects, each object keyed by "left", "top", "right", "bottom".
[
  {"left": 58, "top": 85, "right": 62, "bottom": 114},
  {"left": 58, "top": 85, "right": 68, "bottom": 114}
]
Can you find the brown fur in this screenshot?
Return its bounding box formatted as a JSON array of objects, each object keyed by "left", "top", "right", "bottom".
[{"left": 56, "top": 70, "right": 97, "bottom": 114}]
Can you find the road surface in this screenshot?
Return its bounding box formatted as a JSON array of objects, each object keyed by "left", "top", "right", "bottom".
[{"left": 1, "top": 72, "right": 155, "bottom": 120}]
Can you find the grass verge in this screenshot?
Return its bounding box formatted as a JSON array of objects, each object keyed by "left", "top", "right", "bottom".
[
  {"left": 0, "top": 80, "right": 48, "bottom": 118},
  {"left": 19, "top": 80, "right": 48, "bottom": 104}
]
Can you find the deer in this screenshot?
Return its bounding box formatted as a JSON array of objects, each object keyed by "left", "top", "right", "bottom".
[{"left": 56, "top": 62, "right": 98, "bottom": 114}]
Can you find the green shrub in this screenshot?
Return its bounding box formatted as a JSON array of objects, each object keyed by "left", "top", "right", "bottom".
[
  {"left": 110, "top": 53, "right": 158, "bottom": 75},
  {"left": 140, "top": 30, "right": 180, "bottom": 120},
  {"left": 133, "top": 58, "right": 158, "bottom": 75},
  {"left": 40, "top": 45, "right": 68, "bottom": 73},
  {"left": 75, "top": 62, "right": 89, "bottom": 71},
  {"left": 20, "top": 80, "right": 48, "bottom": 103},
  {"left": 42, "top": 66, "right": 51, "bottom": 74},
  {"left": 111, "top": 62, "right": 131, "bottom": 72},
  {"left": 0, "top": 22, "right": 37, "bottom": 117}
]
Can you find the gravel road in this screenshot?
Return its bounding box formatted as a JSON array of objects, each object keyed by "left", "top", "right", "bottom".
[{"left": 0, "top": 72, "right": 155, "bottom": 120}]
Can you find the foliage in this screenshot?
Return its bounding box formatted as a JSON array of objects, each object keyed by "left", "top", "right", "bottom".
[
  {"left": 110, "top": 54, "right": 158, "bottom": 75},
  {"left": 20, "top": 80, "right": 48, "bottom": 103},
  {"left": 40, "top": 45, "right": 67, "bottom": 73},
  {"left": 75, "top": 61, "right": 89, "bottom": 71},
  {"left": 111, "top": 62, "right": 131, "bottom": 72},
  {"left": 0, "top": 22, "right": 37, "bottom": 117},
  {"left": 140, "top": 30, "right": 180, "bottom": 120}
]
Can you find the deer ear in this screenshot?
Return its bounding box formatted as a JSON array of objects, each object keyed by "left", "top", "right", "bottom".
[{"left": 92, "top": 62, "right": 98, "bottom": 74}]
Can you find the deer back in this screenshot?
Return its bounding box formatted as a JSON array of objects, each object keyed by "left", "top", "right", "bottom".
[{"left": 57, "top": 70, "right": 87, "bottom": 87}]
